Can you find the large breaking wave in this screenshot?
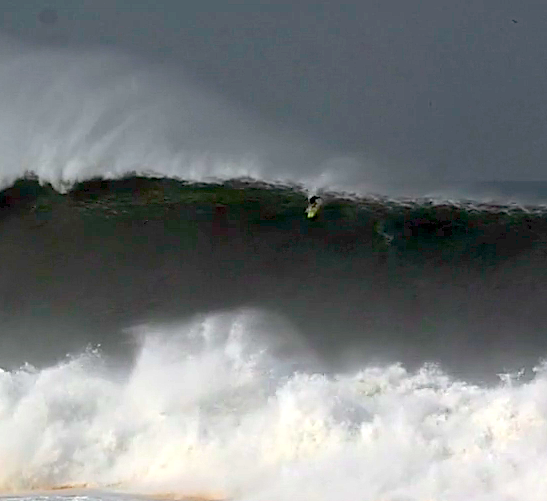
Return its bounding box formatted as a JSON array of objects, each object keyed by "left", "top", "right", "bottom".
[{"left": 2, "top": 33, "right": 547, "bottom": 501}]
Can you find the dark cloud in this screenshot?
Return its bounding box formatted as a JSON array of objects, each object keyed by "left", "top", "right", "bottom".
[{"left": 37, "top": 8, "right": 58, "bottom": 25}]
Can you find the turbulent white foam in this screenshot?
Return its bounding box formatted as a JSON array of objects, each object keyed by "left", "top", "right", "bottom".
[{"left": 1, "top": 307, "right": 547, "bottom": 501}]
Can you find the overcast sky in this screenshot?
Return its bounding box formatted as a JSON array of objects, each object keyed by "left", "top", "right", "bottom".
[{"left": 1, "top": 0, "right": 547, "bottom": 188}]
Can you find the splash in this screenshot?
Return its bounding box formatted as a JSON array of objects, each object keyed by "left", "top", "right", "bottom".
[
  {"left": 0, "top": 36, "right": 374, "bottom": 196},
  {"left": 1, "top": 308, "right": 547, "bottom": 501}
]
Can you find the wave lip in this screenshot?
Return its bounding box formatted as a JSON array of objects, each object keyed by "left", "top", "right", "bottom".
[{"left": 5, "top": 173, "right": 547, "bottom": 214}]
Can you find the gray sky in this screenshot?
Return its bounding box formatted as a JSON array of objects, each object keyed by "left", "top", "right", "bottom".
[{"left": 2, "top": 0, "right": 547, "bottom": 187}]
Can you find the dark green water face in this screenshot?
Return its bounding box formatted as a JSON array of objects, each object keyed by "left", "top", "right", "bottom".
[{"left": 2, "top": 176, "right": 547, "bottom": 381}]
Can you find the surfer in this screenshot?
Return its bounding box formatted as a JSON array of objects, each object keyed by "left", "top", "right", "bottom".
[{"left": 305, "top": 195, "right": 323, "bottom": 219}]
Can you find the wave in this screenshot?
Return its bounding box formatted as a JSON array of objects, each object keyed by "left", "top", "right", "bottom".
[
  {"left": 2, "top": 24, "right": 547, "bottom": 501},
  {"left": 2, "top": 174, "right": 547, "bottom": 378},
  {"left": 0, "top": 310, "right": 546, "bottom": 501}
]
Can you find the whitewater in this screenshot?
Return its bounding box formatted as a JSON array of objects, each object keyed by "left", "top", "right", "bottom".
[
  {"left": 1, "top": 309, "right": 547, "bottom": 501},
  {"left": 1, "top": 36, "right": 547, "bottom": 501}
]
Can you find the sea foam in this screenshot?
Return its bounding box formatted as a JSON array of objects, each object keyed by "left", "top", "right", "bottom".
[{"left": 0, "top": 308, "right": 546, "bottom": 501}]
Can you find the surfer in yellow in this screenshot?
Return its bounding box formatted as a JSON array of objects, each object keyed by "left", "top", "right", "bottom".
[{"left": 305, "top": 195, "right": 323, "bottom": 219}]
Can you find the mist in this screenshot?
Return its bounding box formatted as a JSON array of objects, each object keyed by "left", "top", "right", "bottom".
[
  {"left": 2, "top": 0, "right": 547, "bottom": 194},
  {"left": 0, "top": 35, "right": 378, "bottom": 196},
  {"left": 0, "top": 1, "right": 546, "bottom": 198}
]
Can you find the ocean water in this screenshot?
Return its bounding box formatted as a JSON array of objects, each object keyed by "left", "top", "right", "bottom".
[{"left": 2, "top": 41, "right": 547, "bottom": 501}]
